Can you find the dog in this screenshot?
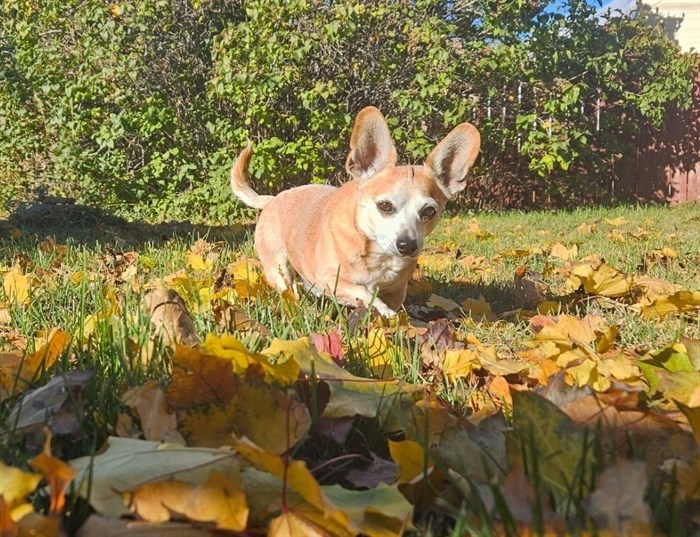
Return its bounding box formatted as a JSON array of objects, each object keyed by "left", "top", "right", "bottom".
[{"left": 230, "top": 106, "right": 480, "bottom": 316}]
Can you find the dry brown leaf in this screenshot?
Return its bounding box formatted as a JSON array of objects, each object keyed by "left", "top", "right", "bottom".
[
  {"left": 143, "top": 288, "right": 199, "bottom": 347},
  {"left": 122, "top": 380, "right": 183, "bottom": 443},
  {"left": 585, "top": 460, "right": 652, "bottom": 536},
  {"left": 514, "top": 266, "right": 545, "bottom": 307}
]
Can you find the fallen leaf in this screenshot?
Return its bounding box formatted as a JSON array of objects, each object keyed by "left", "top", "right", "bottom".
[
  {"left": 511, "top": 391, "right": 593, "bottom": 504},
  {"left": 3, "top": 266, "right": 30, "bottom": 306},
  {"left": 675, "top": 401, "right": 700, "bottom": 444},
  {"left": 488, "top": 376, "right": 512, "bottom": 407},
  {"left": 345, "top": 454, "right": 398, "bottom": 489},
  {"left": 641, "top": 290, "right": 700, "bottom": 319},
  {"left": 30, "top": 441, "right": 78, "bottom": 514},
  {"left": 388, "top": 440, "right": 433, "bottom": 484},
  {"left": 5, "top": 368, "right": 94, "bottom": 436},
  {"left": 322, "top": 483, "right": 413, "bottom": 536},
  {"left": 70, "top": 437, "right": 242, "bottom": 517},
  {"left": 565, "top": 263, "right": 633, "bottom": 298},
  {"left": 549, "top": 242, "right": 578, "bottom": 261},
  {"left": 76, "top": 514, "right": 219, "bottom": 536},
  {"left": 0, "top": 461, "right": 41, "bottom": 512},
  {"left": 233, "top": 439, "right": 350, "bottom": 529},
  {"left": 167, "top": 345, "right": 236, "bottom": 407},
  {"left": 514, "top": 266, "right": 545, "bottom": 307},
  {"left": 178, "top": 376, "right": 310, "bottom": 453},
  {"left": 272, "top": 337, "right": 406, "bottom": 421},
  {"left": 604, "top": 216, "right": 627, "bottom": 226},
  {"left": 441, "top": 349, "right": 479, "bottom": 381},
  {"left": 461, "top": 296, "right": 496, "bottom": 321},
  {"left": 126, "top": 471, "right": 248, "bottom": 531},
  {"left": 585, "top": 460, "right": 651, "bottom": 536},
  {"left": 143, "top": 288, "right": 200, "bottom": 347},
  {"left": 268, "top": 511, "right": 327, "bottom": 537},
  {"left": 500, "top": 462, "right": 557, "bottom": 526},
  {"left": 425, "top": 293, "right": 461, "bottom": 312},
  {"left": 466, "top": 220, "right": 492, "bottom": 239},
  {"left": 309, "top": 330, "right": 345, "bottom": 365},
  {"left": 0, "top": 329, "right": 71, "bottom": 400},
  {"left": 122, "top": 380, "right": 183, "bottom": 443}
]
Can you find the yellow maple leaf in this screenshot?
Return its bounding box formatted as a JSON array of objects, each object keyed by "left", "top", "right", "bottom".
[
  {"left": 364, "top": 328, "right": 394, "bottom": 378},
  {"left": 178, "top": 377, "right": 310, "bottom": 454},
  {"left": 388, "top": 439, "right": 433, "bottom": 484},
  {"left": 641, "top": 291, "right": 700, "bottom": 319},
  {"left": 0, "top": 462, "right": 42, "bottom": 519},
  {"left": 187, "top": 252, "right": 214, "bottom": 272},
  {"left": 549, "top": 242, "right": 578, "bottom": 261},
  {"left": 604, "top": 216, "right": 627, "bottom": 226},
  {"left": 204, "top": 333, "right": 300, "bottom": 385},
  {"left": 426, "top": 293, "right": 460, "bottom": 311},
  {"left": 418, "top": 252, "right": 455, "bottom": 272},
  {"left": 565, "top": 263, "right": 633, "bottom": 298},
  {"left": 461, "top": 295, "right": 496, "bottom": 321},
  {"left": 3, "top": 266, "right": 30, "bottom": 306},
  {"left": 441, "top": 349, "right": 479, "bottom": 381},
  {"left": 234, "top": 439, "right": 351, "bottom": 529},
  {"left": 269, "top": 510, "right": 329, "bottom": 537},
  {"left": 466, "top": 220, "right": 492, "bottom": 239}
]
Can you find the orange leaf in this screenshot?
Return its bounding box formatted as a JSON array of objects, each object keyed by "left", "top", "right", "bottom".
[
  {"left": 30, "top": 450, "right": 77, "bottom": 515},
  {"left": 167, "top": 345, "right": 236, "bottom": 407},
  {"left": 0, "top": 330, "right": 71, "bottom": 400},
  {"left": 0, "top": 496, "right": 17, "bottom": 537}
]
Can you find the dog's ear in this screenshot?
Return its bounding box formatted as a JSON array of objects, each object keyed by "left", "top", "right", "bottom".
[
  {"left": 345, "top": 107, "right": 397, "bottom": 182},
  {"left": 425, "top": 123, "right": 480, "bottom": 197}
]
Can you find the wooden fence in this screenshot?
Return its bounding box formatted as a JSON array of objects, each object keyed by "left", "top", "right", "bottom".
[{"left": 621, "top": 72, "right": 700, "bottom": 203}]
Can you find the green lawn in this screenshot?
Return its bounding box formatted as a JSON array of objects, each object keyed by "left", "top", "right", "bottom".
[{"left": 1, "top": 202, "right": 699, "bottom": 536}]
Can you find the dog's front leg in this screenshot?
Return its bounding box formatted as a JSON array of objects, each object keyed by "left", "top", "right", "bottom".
[{"left": 332, "top": 283, "right": 396, "bottom": 317}]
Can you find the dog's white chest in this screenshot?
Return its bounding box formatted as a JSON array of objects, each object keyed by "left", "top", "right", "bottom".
[{"left": 365, "top": 253, "right": 413, "bottom": 288}]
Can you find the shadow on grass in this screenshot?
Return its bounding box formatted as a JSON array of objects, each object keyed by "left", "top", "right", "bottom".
[{"left": 0, "top": 201, "right": 251, "bottom": 248}]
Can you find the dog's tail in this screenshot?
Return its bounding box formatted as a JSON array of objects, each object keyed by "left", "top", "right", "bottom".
[{"left": 230, "top": 143, "right": 274, "bottom": 210}]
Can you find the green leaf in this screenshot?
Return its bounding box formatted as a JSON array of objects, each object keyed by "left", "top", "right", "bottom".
[{"left": 511, "top": 391, "right": 594, "bottom": 504}]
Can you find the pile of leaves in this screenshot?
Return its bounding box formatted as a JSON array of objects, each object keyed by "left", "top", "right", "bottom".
[{"left": 1, "top": 230, "right": 699, "bottom": 536}]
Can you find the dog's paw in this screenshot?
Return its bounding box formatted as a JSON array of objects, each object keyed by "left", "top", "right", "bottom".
[{"left": 371, "top": 302, "right": 397, "bottom": 318}]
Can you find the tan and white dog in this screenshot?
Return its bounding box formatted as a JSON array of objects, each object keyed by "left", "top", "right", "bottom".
[{"left": 230, "top": 106, "right": 480, "bottom": 316}]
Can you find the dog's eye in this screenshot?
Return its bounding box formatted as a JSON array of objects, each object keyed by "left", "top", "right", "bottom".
[
  {"left": 377, "top": 201, "right": 395, "bottom": 214},
  {"left": 420, "top": 206, "right": 437, "bottom": 222}
]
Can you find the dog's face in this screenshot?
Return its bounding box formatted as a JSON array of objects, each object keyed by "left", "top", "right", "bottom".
[
  {"left": 356, "top": 166, "right": 448, "bottom": 258},
  {"left": 346, "top": 107, "right": 480, "bottom": 261}
]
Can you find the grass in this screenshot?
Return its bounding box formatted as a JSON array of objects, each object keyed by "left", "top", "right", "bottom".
[{"left": 1, "top": 201, "right": 699, "bottom": 534}]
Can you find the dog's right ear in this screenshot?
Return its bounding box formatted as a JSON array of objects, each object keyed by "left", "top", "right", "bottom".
[{"left": 345, "top": 107, "right": 397, "bottom": 182}]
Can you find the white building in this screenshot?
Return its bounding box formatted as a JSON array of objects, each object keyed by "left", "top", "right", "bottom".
[
  {"left": 602, "top": 0, "right": 700, "bottom": 53},
  {"left": 645, "top": 1, "right": 700, "bottom": 52}
]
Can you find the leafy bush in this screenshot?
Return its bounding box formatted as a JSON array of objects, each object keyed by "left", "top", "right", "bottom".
[{"left": 0, "top": 0, "right": 696, "bottom": 221}]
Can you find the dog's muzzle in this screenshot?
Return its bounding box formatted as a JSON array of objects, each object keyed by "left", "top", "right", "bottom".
[{"left": 396, "top": 236, "right": 418, "bottom": 257}]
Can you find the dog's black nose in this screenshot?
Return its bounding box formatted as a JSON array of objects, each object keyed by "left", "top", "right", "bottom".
[{"left": 396, "top": 237, "right": 418, "bottom": 256}]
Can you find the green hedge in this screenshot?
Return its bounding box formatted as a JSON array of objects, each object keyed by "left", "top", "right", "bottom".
[{"left": 1, "top": 0, "right": 696, "bottom": 221}]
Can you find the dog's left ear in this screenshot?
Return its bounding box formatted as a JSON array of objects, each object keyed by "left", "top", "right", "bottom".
[
  {"left": 346, "top": 107, "right": 398, "bottom": 182},
  {"left": 425, "top": 123, "right": 480, "bottom": 197}
]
